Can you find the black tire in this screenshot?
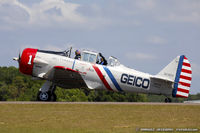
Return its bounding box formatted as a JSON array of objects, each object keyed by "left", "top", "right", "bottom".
[
  {"left": 165, "top": 98, "right": 168, "bottom": 103},
  {"left": 37, "top": 91, "right": 51, "bottom": 101},
  {"left": 165, "top": 98, "right": 172, "bottom": 103}
]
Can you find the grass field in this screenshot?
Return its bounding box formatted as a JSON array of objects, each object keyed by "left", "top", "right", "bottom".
[{"left": 0, "top": 102, "right": 199, "bottom": 133}]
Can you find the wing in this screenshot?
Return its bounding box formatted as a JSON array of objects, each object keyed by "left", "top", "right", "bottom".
[{"left": 43, "top": 66, "right": 87, "bottom": 89}]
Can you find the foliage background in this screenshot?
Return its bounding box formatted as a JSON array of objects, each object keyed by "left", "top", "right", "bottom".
[{"left": 0, "top": 66, "right": 199, "bottom": 102}]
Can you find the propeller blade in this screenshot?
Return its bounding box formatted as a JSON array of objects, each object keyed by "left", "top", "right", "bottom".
[
  {"left": 18, "top": 50, "right": 21, "bottom": 63},
  {"left": 13, "top": 57, "right": 19, "bottom": 61},
  {"left": 13, "top": 51, "right": 21, "bottom": 63}
]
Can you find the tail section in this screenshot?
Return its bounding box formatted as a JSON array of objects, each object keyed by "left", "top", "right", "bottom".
[{"left": 157, "top": 55, "right": 192, "bottom": 98}]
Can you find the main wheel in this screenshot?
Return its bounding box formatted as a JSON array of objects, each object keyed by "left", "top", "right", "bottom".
[{"left": 37, "top": 91, "right": 51, "bottom": 101}]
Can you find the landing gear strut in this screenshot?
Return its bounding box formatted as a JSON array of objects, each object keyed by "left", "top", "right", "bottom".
[
  {"left": 165, "top": 97, "right": 172, "bottom": 103},
  {"left": 37, "top": 81, "right": 57, "bottom": 101}
]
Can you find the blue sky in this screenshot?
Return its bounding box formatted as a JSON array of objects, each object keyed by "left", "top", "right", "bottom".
[{"left": 0, "top": 0, "right": 199, "bottom": 94}]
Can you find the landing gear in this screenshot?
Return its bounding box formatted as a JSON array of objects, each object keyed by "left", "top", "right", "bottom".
[
  {"left": 165, "top": 97, "right": 172, "bottom": 103},
  {"left": 37, "top": 81, "right": 57, "bottom": 102}
]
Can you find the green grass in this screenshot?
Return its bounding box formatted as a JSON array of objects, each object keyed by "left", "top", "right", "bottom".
[{"left": 0, "top": 103, "right": 199, "bottom": 133}]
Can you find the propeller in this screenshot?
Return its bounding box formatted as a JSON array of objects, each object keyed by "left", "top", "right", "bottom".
[{"left": 13, "top": 50, "right": 21, "bottom": 63}]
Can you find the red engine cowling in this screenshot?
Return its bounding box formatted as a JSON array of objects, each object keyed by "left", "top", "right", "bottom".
[{"left": 19, "top": 48, "right": 38, "bottom": 76}]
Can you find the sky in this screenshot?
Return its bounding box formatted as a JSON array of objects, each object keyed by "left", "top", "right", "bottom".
[{"left": 0, "top": 0, "right": 199, "bottom": 94}]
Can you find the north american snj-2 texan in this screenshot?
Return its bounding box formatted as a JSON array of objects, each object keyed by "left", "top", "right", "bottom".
[{"left": 13, "top": 47, "right": 192, "bottom": 102}]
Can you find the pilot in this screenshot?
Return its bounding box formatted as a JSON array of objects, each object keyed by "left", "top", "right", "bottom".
[
  {"left": 99, "top": 53, "right": 107, "bottom": 65},
  {"left": 74, "top": 50, "right": 81, "bottom": 60}
]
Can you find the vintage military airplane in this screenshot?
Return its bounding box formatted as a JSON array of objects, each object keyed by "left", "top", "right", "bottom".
[{"left": 13, "top": 47, "right": 192, "bottom": 102}]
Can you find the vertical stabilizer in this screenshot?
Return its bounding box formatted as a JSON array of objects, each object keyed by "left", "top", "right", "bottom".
[{"left": 157, "top": 55, "right": 192, "bottom": 98}]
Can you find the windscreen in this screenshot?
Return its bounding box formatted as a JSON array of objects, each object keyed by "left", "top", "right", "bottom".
[{"left": 108, "top": 56, "right": 120, "bottom": 66}]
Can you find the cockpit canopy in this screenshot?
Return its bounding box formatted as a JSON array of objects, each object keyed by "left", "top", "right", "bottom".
[
  {"left": 38, "top": 48, "right": 121, "bottom": 67},
  {"left": 81, "top": 50, "right": 120, "bottom": 66},
  {"left": 81, "top": 51, "right": 98, "bottom": 64}
]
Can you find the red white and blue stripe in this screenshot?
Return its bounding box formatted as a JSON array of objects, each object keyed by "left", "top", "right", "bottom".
[
  {"left": 173, "top": 55, "right": 192, "bottom": 98},
  {"left": 103, "top": 66, "right": 123, "bottom": 92},
  {"left": 93, "top": 65, "right": 113, "bottom": 91},
  {"left": 93, "top": 65, "right": 123, "bottom": 92}
]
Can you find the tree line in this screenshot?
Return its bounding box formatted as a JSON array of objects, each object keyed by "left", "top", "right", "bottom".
[{"left": 0, "top": 66, "right": 199, "bottom": 102}]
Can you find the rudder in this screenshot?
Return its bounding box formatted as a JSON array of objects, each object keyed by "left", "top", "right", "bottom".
[{"left": 172, "top": 55, "right": 192, "bottom": 98}]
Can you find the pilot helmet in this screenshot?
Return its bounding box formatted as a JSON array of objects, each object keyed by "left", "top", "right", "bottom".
[{"left": 75, "top": 50, "right": 80, "bottom": 55}]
